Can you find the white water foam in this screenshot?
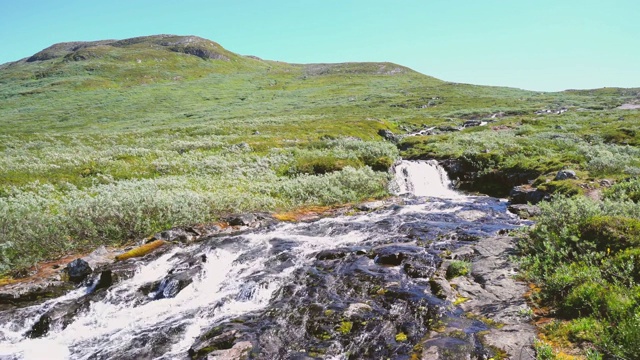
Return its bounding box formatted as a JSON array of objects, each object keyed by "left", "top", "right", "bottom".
[{"left": 391, "top": 160, "right": 462, "bottom": 198}]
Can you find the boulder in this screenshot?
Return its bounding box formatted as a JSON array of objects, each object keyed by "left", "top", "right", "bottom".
[
  {"left": 507, "top": 204, "right": 541, "bottom": 219},
  {"left": 65, "top": 259, "right": 92, "bottom": 283},
  {"left": 509, "top": 186, "right": 549, "bottom": 205},
  {"left": 555, "top": 169, "right": 577, "bottom": 181},
  {"left": 378, "top": 129, "right": 399, "bottom": 142},
  {"left": 226, "top": 214, "right": 257, "bottom": 227},
  {"left": 356, "top": 200, "right": 386, "bottom": 212},
  {"left": 154, "top": 227, "right": 200, "bottom": 243}
]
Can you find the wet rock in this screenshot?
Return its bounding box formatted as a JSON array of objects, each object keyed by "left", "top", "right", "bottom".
[
  {"left": 449, "top": 236, "right": 535, "bottom": 359},
  {"left": 206, "top": 340, "right": 252, "bottom": 360},
  {"left": 456, "top": 210, "right": 486, "bottom": 222},
  {"left": 448, "top": 247, "right": 475, "bottom": 261},
  {"left": 429, "top": 277, "right": 456, "bottom": 301},
  {"left": 316, "top": 248, "right": 349, "bottom": 260},
  {"left": 154, "top": 227, "right": 200, "bottom": 243},
  {"left": 189, "top": 330, "right": 239, "bottom": 359},
  {"left": 356, "top": 200, "right": 385, "bottom": 211},
  {"left": 555, "top": 169, "right": 577, "bottom": 181},
  {"left": 508, "top": 204, "right": 541, "bottom": 219},
  {"left": 371, "top": 245, "right": 421, "bottom": 266},
  {"left": 226, "top": 214, "right": 257, "bottom": 227},
  {"left": 65, "top": 258, "right": 92, "bottom": 283},
  {"left": 143, "top": 253, "right": 205, "bottom": 300},
  {"left": 509, "top": 186, "right": 549, "bottom": 205},
  {"left": 91, "top": 270, "right": 114, "bottom": 292},
  {"left": 0, "top": 280, "right": 74, "bottom": 311},
  {"left": 25, "top": 315, "right": 52, "bottom": 338}
]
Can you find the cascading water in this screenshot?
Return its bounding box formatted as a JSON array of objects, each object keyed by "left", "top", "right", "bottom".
[
  {"left": 0, "top": 160, "right": 524, "bottom": 360},
  {"left": 390, "top": 160, "right": 461, "bottom": 198}
]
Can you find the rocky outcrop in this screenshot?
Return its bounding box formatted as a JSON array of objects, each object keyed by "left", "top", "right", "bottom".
[
  {"left": 509, "top": 186, "right": 550, "bottom": 205},
  {"left": 508, "top": 204, "right": 541, "bottom": 219},
  {"left": 554, "top": 169, "right": 577, "bottom": 181},
  {"left": 378, "top": 129, "right": 400, "bottom": 142},
  {"left": 446, "top": 236, "right": 536, "bottom": 359}
]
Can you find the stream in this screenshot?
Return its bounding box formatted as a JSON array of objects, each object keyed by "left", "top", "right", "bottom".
[{"left": 0, "top": 160, "right": 527, "bottom": 360}]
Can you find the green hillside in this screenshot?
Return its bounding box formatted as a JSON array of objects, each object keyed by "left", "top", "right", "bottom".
[{"left": 1, "top": 34, "right": 640, "bottom": 357}]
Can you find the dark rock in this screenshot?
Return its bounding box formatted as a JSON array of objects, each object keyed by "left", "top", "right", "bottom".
[
  {"left": 154, "top": 227, "right": 200, "bottom": 243},
  {"left": 555, "top": 169, "right": 577, "bottom": 181},
  {"left": 65, "top": 259, "right": 92, "bottom": 283},
  {"left": 509, "top": 186, "right": 549, "bottom": 205},
  {"left": 143, "top": 253, "right": 206, "bottom": 300},
  {"left": 378, "top": 129, "right": 399, "bottom": 142},
  {"left": 0, "top": 281, "right": 74, "bottom": 311},
  {"left": 226, "top": 214, "right": 257, "bottom": 227},
  {"left": 316, "top": 249, "right": 349, "bottom": 261},
  {"left": 25, "top": 315, "right": 52, "bottom": 338},
  {"left": 92, "top": 270, "right": 113, "bottom": 292},
  {"left": 437, "top": 125, "right": 461, "bottom": 132},
  {"left": 371, "top": 245, "right": 412, "bottom": 266},
  {"left": 507, "top": 204, "right": 541, "bottom": 219},
  {"left": 462, "top": 120, "right": 484, "bottom": 128}
]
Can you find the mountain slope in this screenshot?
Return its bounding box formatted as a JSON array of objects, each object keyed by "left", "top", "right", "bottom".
[{"left": 0, "top": 34, "right": 638, "bottom": 274}]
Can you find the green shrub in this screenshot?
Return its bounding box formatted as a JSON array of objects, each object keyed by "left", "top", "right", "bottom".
[
  {"left": 446, "top": 260, "right": 471, "bottom": 280},
  {"left": 579, "top": 216, "right": 640, "bottom": 253}
]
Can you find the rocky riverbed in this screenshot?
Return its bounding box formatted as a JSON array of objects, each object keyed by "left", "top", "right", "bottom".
[{"left": 0, "top": 160, "right": 536, "bottom": 359}]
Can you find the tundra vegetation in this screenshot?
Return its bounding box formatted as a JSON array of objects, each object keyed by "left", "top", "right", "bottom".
[{"left": 0, "top": 35, "right": 639, "bottom": 358}]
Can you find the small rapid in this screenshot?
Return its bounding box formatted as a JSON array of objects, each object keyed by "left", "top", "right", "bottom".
[{"left": 0, "top": 160, "right": 525, "bottom": 360}]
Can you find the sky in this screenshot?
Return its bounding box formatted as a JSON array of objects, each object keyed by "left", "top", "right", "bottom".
[{"left": 1, "top": 0, "right": 639, "bottom": 91}]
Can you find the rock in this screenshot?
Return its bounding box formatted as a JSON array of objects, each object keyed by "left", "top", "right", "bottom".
[
  {"left": 226, "top": 214, "right": 257, "bottom": 227},
  {"left": 554, "top": 169, "right": 577, "bottom": 181},
  {"left": 345, "top": 303, "right": 373, "bottom": 317},
  {"left": 25, "top": 315, "right": 52, "bottom": 338},
  {"left": 507, "top": 204, "right": 541, "bottom": 219},
  {"left": 509, "top": 186, "right": 549, "bottom": 205},
  {"left": 599, "top": 179, "right": 613, "bottom": 187},
  {"left": 371, "top": 245, "right": 416, "bottom": 266},
  {"left": 378, "top": 129, "right": 399, "bottom": 142},
  {"left": 356, "top": 200, "right": 385, "bottom": 212},
  {"left": 154, "top": 227, "right": 200, "bottom": 243},
  {"left": 189, "top": 330, "right": 239, "bottom": 359},
  {"left": 316, "top": 248, "right": 349, "bottom": 260},
  {"left": 81, "top": 246, "right": 113, "bottom": 269},
  {"left": 206, "top": 341, "right": 252, "bottom": 360},
  {"left": 65, "top": 258, "right": 92, "bottom": 283},
  {"left": 0, "top": 281, "right": 74, "bottom": 311},
  {"left": 429, "top": 277, "right": 456, "bottom": 301},
  {"left": 462, "top": 120, "right": 484, "bottom": 128},
  {"left": 448, "top": 236, "right": 536, "bottom": 359},
  {"left": 456, "top": 210, "right": 486, "bottom": 222}
]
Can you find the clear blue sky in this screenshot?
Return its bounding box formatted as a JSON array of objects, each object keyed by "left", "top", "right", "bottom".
[{"left": 1, "top": 0, "right": 638, "bottom": 91}]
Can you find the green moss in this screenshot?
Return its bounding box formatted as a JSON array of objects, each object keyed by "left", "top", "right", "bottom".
[
  {"left": 395, "top": 332, "right": 408, "bottom": 342},
  {"left": 338, "top": 321, "right": 353, "bottom": 335},
  {"left": 446, "top": 261, "right": 471, "bottom": 280}
]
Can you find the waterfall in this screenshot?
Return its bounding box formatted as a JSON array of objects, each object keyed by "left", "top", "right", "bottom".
[{"left": 390, "top": 160, "right": 461, "bottom": 198}]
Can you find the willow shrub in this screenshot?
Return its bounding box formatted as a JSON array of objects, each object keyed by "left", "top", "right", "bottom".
[{"left": 518, "top": 194, "right": 640, "bottom": 358}]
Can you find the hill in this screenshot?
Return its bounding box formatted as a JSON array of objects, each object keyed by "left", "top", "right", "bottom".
[{"left": 1, "top": 34, "right": 640, "bottom": 358}]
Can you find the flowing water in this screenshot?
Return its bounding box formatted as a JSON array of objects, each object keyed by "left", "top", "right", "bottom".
[{"left": 0, "top": 160, "right": 524, "bottom": 360}]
